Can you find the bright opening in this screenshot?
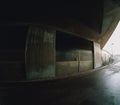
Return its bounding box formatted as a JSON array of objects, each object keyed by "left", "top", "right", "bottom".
[{"left": 103, "top": 21, "right": 120, "bottom": 55}]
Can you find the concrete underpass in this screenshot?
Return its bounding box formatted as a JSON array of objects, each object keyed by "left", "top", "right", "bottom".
[{"left": 1, "top": 0, "right": 120, "bottom": 105}]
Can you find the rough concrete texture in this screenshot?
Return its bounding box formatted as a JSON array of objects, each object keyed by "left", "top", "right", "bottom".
[
  {"left": 56, "top": 50, "right": 93, "bottom": 76},
  {"left": 80, "top": 61, "right": 93, "bottom": 70},
  {"left": 102, "top": 50, "right": 111, "bottom": 65},
  {"left": 93, "top": 42, "right": 102, "bottom": 68},
  {"left": 56, "top": 31, "right": 94, "bottom": 77},
  {"left": 56, "top": 61, "right": 93, "bottom": 77},
  {"left": 25, "top": 26, "right": 56, "bottom": 79},
  {"left": 56, "top": 61, "right": 78, "bottom": 76}
]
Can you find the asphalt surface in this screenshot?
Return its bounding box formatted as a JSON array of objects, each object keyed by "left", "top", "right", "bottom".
[{"left": 0, "top": 62, "right": 120, "bottom": 105}]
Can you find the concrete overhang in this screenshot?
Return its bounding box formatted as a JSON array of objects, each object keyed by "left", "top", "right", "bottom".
[
  {"left": 99, "top": 0, "right": 120, "bottom": 48},
  {"left": 2, "top": 0, "right": 120, "bottom": 49},
  {"left": 0, "top": 0, "right": 103, "bottom": 43}
]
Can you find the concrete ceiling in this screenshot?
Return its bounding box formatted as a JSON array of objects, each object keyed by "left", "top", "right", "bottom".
[
  {"left": 0, "top": 1, "right": 103, "bottom": 42},
  {"left": 1, "top": 0, "right": 120, "bottom": 48},
  {"left": 100, "top": 0, "right": 120, "bottom": 48}
]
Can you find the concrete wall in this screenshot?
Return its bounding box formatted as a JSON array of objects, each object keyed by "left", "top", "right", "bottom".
[
  {"left": 80, "top": 50, "right": 93, "bottom": 70},
  {"left": 24, "top": 28, "right": 115, "bottom": 79},
  {"left": 102, "top": 50, "right": 111, "bottom": 65},
  {"left": 0, "top": 61, "right": 25, "bottom": 81},
  {"left": 0, "top": 26, "right": 27, "bottom": 81},
  {"left": 93, "top": 42, "right": 102, "bottom": 68},
  {"left": 56, "top": 32, "right": 93, "bottom": 77},
  {"left": 25, "top": 26, "right": 56, "bottom": 80},
  {"left": 0, "top": 50, "right": 25, "bottom": 81},
  {"left": 56, "top": 50, "right": 93, "bottom": 76}
]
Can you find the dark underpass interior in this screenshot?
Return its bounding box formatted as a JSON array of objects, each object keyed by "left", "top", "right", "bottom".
[
  {"left": 56, "top": 31, "right": 93, "bottom": 51},
  {"left": 0, "top": 27, "right": 94, "bottom": 81},
  {"left": 0, "top": 0, "right": 120, "bottom": 104},
  {"left": 0, "top": 24, "right": 117, "bottom": 105},
  {"left": 0, "top": 26, "right": 27, "bottom": 49},
  {"left": 0, "top": 26, "right": 27, "bottom": 81}
]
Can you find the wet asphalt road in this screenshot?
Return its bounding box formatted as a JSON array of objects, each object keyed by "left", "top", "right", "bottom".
[{"left": 1, "top": 63, "right": 120, "bottom": 105}]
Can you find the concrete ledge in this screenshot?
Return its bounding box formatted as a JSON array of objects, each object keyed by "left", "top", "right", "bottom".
[
  {"left": 27, "top": 63, "right": 117, "bottom": 82},
  {"left": 0, "top": 63, "right": 116, "bottom": 85}
]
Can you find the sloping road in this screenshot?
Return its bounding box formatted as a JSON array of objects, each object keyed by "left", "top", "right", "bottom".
[{"left": 0, "top": 62, "right": 120, "bottom": 105}]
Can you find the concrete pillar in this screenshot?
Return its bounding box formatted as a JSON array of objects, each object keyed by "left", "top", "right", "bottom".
[
  {"left": 93, "top": 42, "right": 102, "bottom": 68},
  {"left": 25, "top": 26, "right": 56, "bottom": 80}
]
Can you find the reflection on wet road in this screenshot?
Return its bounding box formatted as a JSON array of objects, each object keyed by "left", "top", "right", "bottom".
[
  {"left": 78, "top": 62, "right": 120, "bottom": 105},
  {"left": 1, "top": 62, "right": 120, "bottom": 105}
]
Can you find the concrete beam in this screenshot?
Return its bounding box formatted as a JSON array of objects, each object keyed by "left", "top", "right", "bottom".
[{"left": 99, "top": 7, "right": 120, "bottom": 48}]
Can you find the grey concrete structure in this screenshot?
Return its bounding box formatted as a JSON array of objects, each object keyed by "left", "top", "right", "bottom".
[
  {"left": 25, "top": 26, "right": 56, "bottom": 79},
  {"left": 0, "top": 0, "right": 120, "bottom": 81},
  {"left": 56, "top": 31, "right": 94, "bottom": 77},
  {"left": 56, "top": 50, "right": 93, "bottom": 76},
  {"left": 1, "top": 0, "right": 120, "bottom": 104},
  {"left": 93, "top": 42, "right": 102, "bottom": 68}
]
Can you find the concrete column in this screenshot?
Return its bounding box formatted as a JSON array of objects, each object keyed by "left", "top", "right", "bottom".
[
  {"left": 93, "top": 42, "right": 102, "bottom": 68},
  {"left": 25, "top": 26, "right": 56, "bottom": 80}
]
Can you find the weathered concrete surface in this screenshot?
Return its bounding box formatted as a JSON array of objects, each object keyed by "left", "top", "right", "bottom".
[
  {"left": 25, "top": 26, "right": 56, "bottom": 79},
  {"left": 0, "top": 62, "right": 120, "bottom": 105},
  {"left": 100, "top": 0, "right": 120, "bottom": 48},
  {"left": 56, "top": 32, "right": 93, "bottom": 76},
  {"left": 102, "top": 50, "right": 111, "bottom": 65},
  {"left": 93, "top": 42, "right": 102, "bottom": 68},
  {"left": 56, "top": 50, "right": 93, "bottom": 76}
]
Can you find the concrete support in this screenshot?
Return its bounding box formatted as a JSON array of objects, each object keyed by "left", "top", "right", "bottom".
[
  {"left": 100, "top": 15, "right": 119, "bottom": 48},
  {"left": 93, "top": 42, "right": 102, "bottom": 68},
  {"left": 25, "top": 26, "right": 56, "bottom": 80}
]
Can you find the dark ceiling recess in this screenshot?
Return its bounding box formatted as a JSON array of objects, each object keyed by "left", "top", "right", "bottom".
[
  {"left": 56, "top": 31, "right": 93, "bottom": 51},
  {"left": 0, "top": 0, "right": 103, "bottom": 33},
  {"left": 0, "top": 26, "right": 28, "bottom": 49}
]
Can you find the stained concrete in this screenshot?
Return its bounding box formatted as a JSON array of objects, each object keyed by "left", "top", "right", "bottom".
[
  {"left": 56, "top": 31, "right": 93, "bottom": 77},
  {"left": 93, "top": 42, "right": 102, "bottom": 68},
  {"left": 0, "top": 62, "right": 120, "bottom": 105},
  {"left": 102, "top": 50, "right": 111, "bottom": 65},
  {"left": 25, "top": 26, "right": 56, "bottom": 79},
  {"left": 56, "top": 50, "right": 93, "bottom": 77}
]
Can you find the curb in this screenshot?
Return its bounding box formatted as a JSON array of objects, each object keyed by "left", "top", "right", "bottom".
[
  {"left": 16, "top": 63, "right": 116, "bottom": 83},
  {"left": 0, "top": 63, "right": 116, "bottom": 84}
]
